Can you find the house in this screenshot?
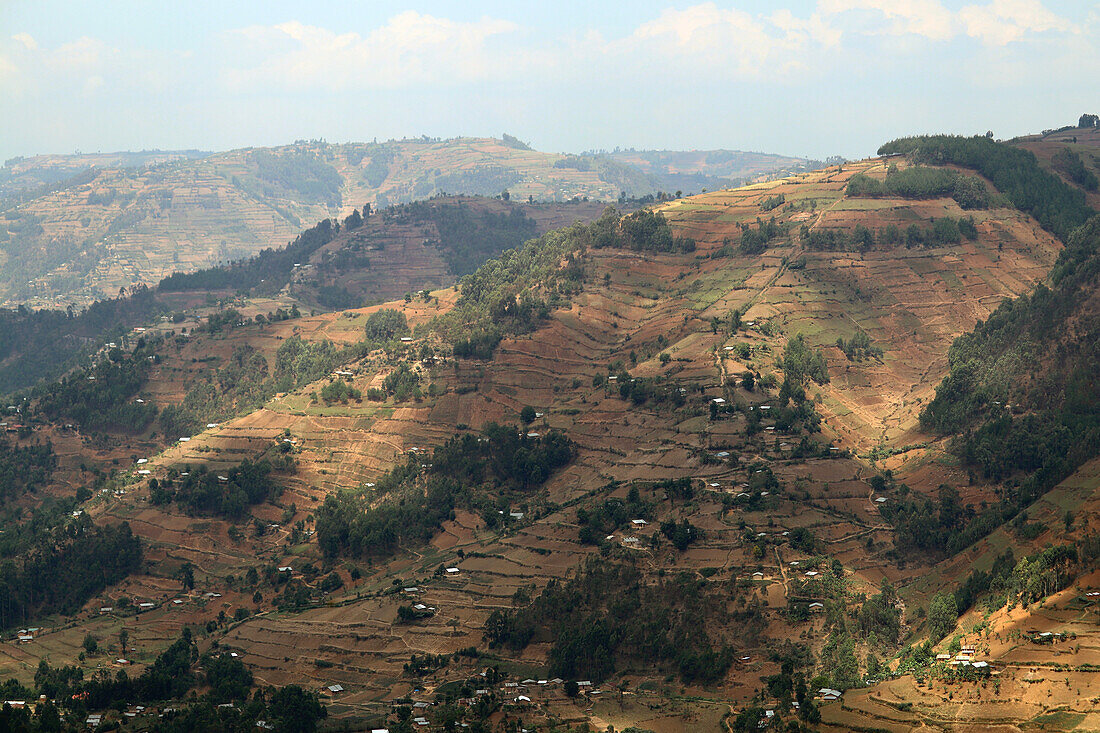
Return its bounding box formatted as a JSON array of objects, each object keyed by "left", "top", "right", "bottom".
[
  {"left": 278, "top": 566, "right": 293, "bottom": 573},
  {"left": 403, "top": 587, "right": 419, "bottom": 593},
  {"left": 178, "top": 437, "right": 190, "bottom": 442},
  {"left": 509, "top": 511, "right": 524, "bottom": 519},
  {"left": 326, "top": 685, "right": 344, "bottom": 694},
  {"left": 400, "top": 337, "right": 413, "bottom": 343},
  {"left": 808, "top": 602, "right": 824, "bottom": 613},
  {"left": 631, "top": 519, "right": 647, "bottom": 526},
  {"left": 936, "top": 653, "right": 951, "bottom": 661},
  {"left": 446, "top": 567, "right": 460, "bottom": 575},
  {"left": 711, "top": 397, "right": 726, "bottom": 405}
]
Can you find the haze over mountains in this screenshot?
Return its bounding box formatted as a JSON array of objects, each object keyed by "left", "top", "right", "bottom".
[
  {"left": 0, "top": 114, "right": 1099, "bottom": 732},
  {"left": 0, "top": 137, "right": 815, "bottom": 309}
]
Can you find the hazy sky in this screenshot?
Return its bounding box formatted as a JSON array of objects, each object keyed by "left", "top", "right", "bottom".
[{"left": 2, "top": 1, "right": 1096, "bottom": 161}]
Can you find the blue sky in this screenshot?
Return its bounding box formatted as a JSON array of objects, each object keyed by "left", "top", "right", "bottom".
[{"left": 2, "top": 1, "right": 1096, "bottom": 161}]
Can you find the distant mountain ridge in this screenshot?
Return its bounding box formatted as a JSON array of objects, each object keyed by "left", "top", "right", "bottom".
[{"left": 0, "top": 137, "right": 807, "bottom": 309}]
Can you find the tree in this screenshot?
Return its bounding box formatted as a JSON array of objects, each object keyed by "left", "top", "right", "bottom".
[
  {"left": 741, "top": 371, "right": 755, "bottom": 391},
  {"left": 928, "top": 591, "right": 958, "bottom": 641},
  {"left": 520, "top": 406, "right": 536, "bottom": 425},
  {"left": 118, "top": 628, "right": 129, "bottom": 652},
  {"left": 83, "top": 634, "right": 98, "bottom": 654},
  {"left": 1079, "top": 113, "right": 1099, "bottom": 128},
  {"left": 269, "top": 685, "right": 327, "bottom": 733},
  {"left": 178, "top": 562, "right": 195, "bottom": 591}
]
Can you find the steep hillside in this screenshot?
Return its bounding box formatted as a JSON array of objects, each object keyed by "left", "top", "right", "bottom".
[
  {"left": 1012, "top": 124, "right": 1100, "bottom": 209},
  {"left": 3, "top": 147, "right": 1095, "bottom": 731}
]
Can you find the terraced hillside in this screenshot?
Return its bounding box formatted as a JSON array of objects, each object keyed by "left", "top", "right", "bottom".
[
  {"left": 1, "top": 154, "right": 1096, "bottom": 731},
  {"left": 0, "top": 196, "right": 616, "bottom": 395},
  {"left": 0, "top": 139, "right": 805, "bottom": 310}
]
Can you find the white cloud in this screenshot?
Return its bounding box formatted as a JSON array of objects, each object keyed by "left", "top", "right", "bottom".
[
  {"left": 224, "top": 12, "right": 519, "bottom": 91},
  {"left": 11, "top": 33, "right": 37, "bottom": 50},
  {"left": 599, "top": 3, "right": 847, "bottom": 80},
  {"left": 959, "top": 0, "right": 1072, "bottom": 45},
  {"left": 82, "top": 74, "right": 104, "bottom": 97},
  {"left": 819, "top": 0, "right": 1070, "bottom": 43},
  {"left": 819, "top": 0, "right": 955, "bottom": 40}
]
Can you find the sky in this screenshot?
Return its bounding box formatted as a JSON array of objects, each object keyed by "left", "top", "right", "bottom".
[{"left": 1, "top": 0, "right": 1097, "bottom": 162}]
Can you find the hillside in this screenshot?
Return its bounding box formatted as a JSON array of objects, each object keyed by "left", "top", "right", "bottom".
[
  {"left": 605, "top": 148, "right": 825, "bottom": 193},
  {"left": 1012, "top": 124, "right": 1100, "bottom": 209},
  {"left": 0, "top": 196, "right": 614, "bottom": 395},
  {"left": 0, "top": 138, "right": 805, "bottom": 310},
  {"left": 3, "top": 142, "right": 1098, "bottom": 731}
]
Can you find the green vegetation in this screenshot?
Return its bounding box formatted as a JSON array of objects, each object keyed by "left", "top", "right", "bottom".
[
  {"left": 16, "top": 629, "right": 326, "bottom": 732},
  {"left": 836, "top": 330, "right": 884, "bottom": 361},
  {"left": 576, "top": 486, "right": 654, "bottom": 544},
  {"left": 400, "top": 199, "right": 538, "bottom": 277},
  {"left": 485, "top": 560, "right": 745, "bottom": 684},
  {"left": 920, "top": 216, "right": 1100, "bottom": 512},
  {"left": 150, "top": 454, "right": 293, "bottom": 519},
  {"left": 160, "top": 335, "right": 360, "bottom": 438},
  {"left": 251, "top": 150, "right": 342, "bottom": 206},
  {"left": 159, "top": 217, "right": 338, "bottom": 295},
  {"left": 803, "top": 216, "right": 976, "bottom": 251},
  {"left": 1051, "top": 147, "right": 1099, "bottom": 191},
  {"left": 32, "top": 341, "right": 158, "bottom": 432},
  {"left": 0, "top": 437, "right": 56, "bottom": 501},
  {"left": 782, "top": 335, "right": 829, "bottom": 385},
  {"left": 319, "top": 378, "right": 361, "bottom": 404},
  {"left": 739, "top": 218, "right": 785, "bottom": 254},
  {"left": 0, "top": 519, "right": 141, "bottom": 630},
  {"left": 0, "top": 285, "right": 163, "bottom": 394},
  {"left": 593, "top": 208, "right": 696, "bottom": 253},
  {"left": 435, "top": 215, "right": 591, "bottom": 359},
  {"left": 761, "top": 192, "right": 786, "bottom": 211},
  {"left": 878, "top": 135, "right": 1094, "bottom": 240},
  {"left": 846, "top": 165, "right": 991, "bottom": 209},
  {"left": 363, "top": 308, "right": 409, "bottom": 342},
  {"left": 316, "top": 424, "right": 573, "bottom": 559},
  {"left": 381, "top": 362, "right": 421, "bottom": 401}
]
